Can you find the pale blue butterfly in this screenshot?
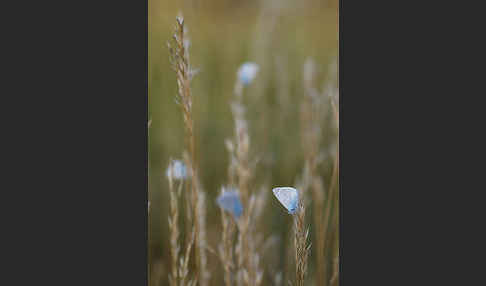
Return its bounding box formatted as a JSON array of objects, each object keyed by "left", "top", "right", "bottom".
[
  {"left": 272, "top": 187, "right": 299, "bottom": 214},
  {"left": 166, "top": 159, "right": 188, "bottom": 180},
  {"left": 237, "top": 62, "right": 259, "bottom": 86},
  {"left": 216, "top": 189, "right": 243, "bottom": 219}
]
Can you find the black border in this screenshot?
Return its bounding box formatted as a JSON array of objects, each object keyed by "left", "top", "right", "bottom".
[{"left": 19, "top": 0, "right": 150, "bottom": 284}]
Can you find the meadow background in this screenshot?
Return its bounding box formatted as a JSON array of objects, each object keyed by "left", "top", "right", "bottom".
[{"left": 149, "top": 0, "right": 339, "bottom": 285}]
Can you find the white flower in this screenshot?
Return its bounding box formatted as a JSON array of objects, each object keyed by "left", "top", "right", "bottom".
[
  {"left": 166, "top": 159, "right": 188, "bottom": 180},
  {"left": 237, "top": 62, "right": 259, "bottom": 86}
]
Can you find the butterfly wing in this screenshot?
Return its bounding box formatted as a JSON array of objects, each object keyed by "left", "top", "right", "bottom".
[
  {"left": 231, "top": 196, "right": 243, "bottom": 218},
  {"left": 273, "top": 187, "right": 299, "bottom": 214},
  {"left": 217, "top": 192, "right": 243, "bottom": 218}
]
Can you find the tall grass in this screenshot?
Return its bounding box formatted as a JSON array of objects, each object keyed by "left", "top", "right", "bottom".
[
  {"left": 167, "top": 162, "right": 180, "bottom": 286},
  {"left": 225, "top": 62, "right": 264, "bottom": 286},
  {"left": 294, "top": 200, "right": 310, "bottom": 286},
  {"left": 149, "top": 2, "right": 338, "bottom": 285},
  {"left": 168, "top": 16, "right": 209, "bottom": 286},
  {"left": 218, "top": 187, "right": 236, "bottom": 286},
  {"left": 167, "top": 159, "right": 195, "bottom": 286}
]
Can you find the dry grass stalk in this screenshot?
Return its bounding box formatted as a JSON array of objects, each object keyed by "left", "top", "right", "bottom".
[
  {"left": 226, "top": 72, "right": 263, "bottom": 286},
  {"left": 331, "top": 160, "right": 340, "bottom": 286},
  {"left": 219, "top": 139, "right": 238, "bottom": 286},
  {"left": 230, "top": 77, "right": 251, "bottom": 286},
  {"left": 301, "top": 58, "right": 327, "bottom": 286},
  {"left": 221, "top": 213, "right": 235, "bottom": 286},
  {"left": 320, "top": 62, "right": 339, "bottom": 286},
  {"left": 232, "top": 82, "right": 250, "bottom": 207},
  {"left": 284, "top": 227, "right": 294, "bottom": 286},
  {"left": 327, "top": 210, "right": 339, "bottom": 286},
  {"left": 235, "top": 195, "right": 263, "bottom": 286},
  {"left": 325, "top": 59, "right": 339, "bottom": 129},
  {"left": 294, "top": 200, "right": 310, "bottom": 286},
  {"left": 248, "top": 194, "right": 264, "bottom": 286},
  {"left": 320, "top": 145, "right": 339, "bottom": 285},
  {"left": 182, "top": 152, "right": 193, "bottom": 250},
  {"left": 218, "top": 187, "right": 236, "bottom": 286},
  {"left": 330, "top": 226, "right": 339, "bottom": 286},
  {"left": 220, "top": 148, "right": 265, "bottom": 286},
  {"left": 179, "top": 230, "right": 196, "bottom": 286},
  {"left": 299, "top": 58, "right": 340, "bottom": 286},
  {"left": 167, "top": 167, "right": 180, "bottom": 286},
  {"left": 167, "top": 159, "right": 194, "bottom": 286},
  {"left": 196, "top": 189, "right": 209, "bottom": 285},
  {"left": 168, "top": 15, "right": 208, "bottom": 286}
]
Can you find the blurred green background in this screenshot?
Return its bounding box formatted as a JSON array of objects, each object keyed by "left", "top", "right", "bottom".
[{"left": 149, "top": 0, "right": 338, "bottom": 285}]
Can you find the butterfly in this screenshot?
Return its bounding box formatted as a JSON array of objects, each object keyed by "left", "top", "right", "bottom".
[
  {"left": 237, "top": 62, "right": 259, "bottom": 86},
  {"left": 216, "top": 189, "right": 243, "bottom": 219},
  {"left": 272, "top": 187, "right": 299, "bottom": 214},
  {"left": 166, "top": 160, "right": 188, "bottom": 180}
]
